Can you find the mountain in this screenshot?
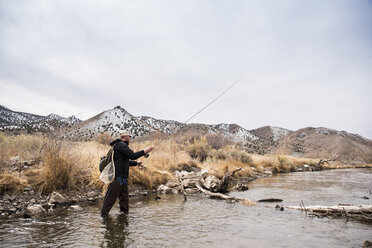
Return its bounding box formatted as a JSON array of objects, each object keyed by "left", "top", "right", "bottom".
[
  {"left": 1, "top": 104, "right": 371, "bottom": 163},
  {"left": 64, "top": 106, "right": 154, "bottom": 140},
  {"left": 0, "top": 105, "right": 81, "bottom": 133},
  {"left": 274, "top": 127, "right": 372, "bottom": 163}
]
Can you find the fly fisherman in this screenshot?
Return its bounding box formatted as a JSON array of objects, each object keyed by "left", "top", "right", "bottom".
[{"left": 100, "top": 130, "right": 153, "bottom": 217}]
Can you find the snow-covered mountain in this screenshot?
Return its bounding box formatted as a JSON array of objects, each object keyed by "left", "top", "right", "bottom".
[
  {"left": 64, "top": 106, "right": 154, "bottom": 140},
  {"left": 1, "top": 104, "right": 371, "bottom": 163},
  {"left": 63, "top": 106, "right": 261, "bottom": 143},
  {"left": 0, "top": 105, "right": 81, "bottom": 132}
]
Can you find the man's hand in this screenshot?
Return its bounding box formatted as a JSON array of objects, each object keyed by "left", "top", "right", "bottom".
[
  {"left": 144, "top": 147, "right": 154, "bottom": 154},
  {"left": 137, "top": 161, "right": 146, "bottom": 169}
]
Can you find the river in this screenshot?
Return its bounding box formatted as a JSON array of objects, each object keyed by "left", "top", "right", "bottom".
[{"left": 1, "top": 169, "right": 371, "bottom": 247}]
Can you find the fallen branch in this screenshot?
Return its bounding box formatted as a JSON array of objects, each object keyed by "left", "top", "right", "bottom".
[
  {"left": 195, "top": 182, "right": 255, "bottom": 206},
  {"left": 217, "top": 168, "right": 242, "bottom": 193},
  {"left": 257, "top": 198, "right": 283, "bottom": 203},
  {"left": 287, "top": 204, "right": 372, "bottom": 223}
]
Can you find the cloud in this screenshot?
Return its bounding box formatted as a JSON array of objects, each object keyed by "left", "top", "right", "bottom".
[{"left": 0, "top": 0, "right": 371, "bottom": 138}]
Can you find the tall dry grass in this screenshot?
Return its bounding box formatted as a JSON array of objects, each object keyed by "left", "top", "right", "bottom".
[
  {"left": 0, "top": 132, "right": 355, "bottom": 195},
  {"left": 0, "top": 133, "right": 45, "bottom": 162}
]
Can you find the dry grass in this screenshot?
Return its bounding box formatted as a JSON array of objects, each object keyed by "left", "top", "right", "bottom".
[
  {"left": 0, "top": 170, "right": 27, "bottom": 194},
  {"left": 0, "top": 133, "right": 45, "bottom": 162},
  {"left": 1, "top": 133, "right": 368, "bottom": 195}
]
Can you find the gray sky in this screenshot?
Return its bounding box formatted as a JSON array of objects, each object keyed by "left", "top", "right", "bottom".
[{"left": 1, "top": 0, "right": 372, "bottom": 139}]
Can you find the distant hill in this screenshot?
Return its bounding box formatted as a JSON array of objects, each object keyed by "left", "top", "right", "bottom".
[
  {"left": 1, "top": 104, "right": 371, "bottom": 163},
  {"left": 274, "top": 127, "right": 372, "bottom": 163},
  {"left": 0, "top": 105, "right": 81, "bottom": 133}
]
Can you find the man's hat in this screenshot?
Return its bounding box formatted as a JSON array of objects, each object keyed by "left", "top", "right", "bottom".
[{"left": 119, "top": 130, "right": 131, "bottom": 137}]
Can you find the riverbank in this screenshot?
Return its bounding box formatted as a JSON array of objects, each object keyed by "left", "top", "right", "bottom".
[
  {"left": 1, "top": 133, "right": 371, "bottom": 218},
  {"left": 2, "top": 169, "right": 372, "bottom": 248}
]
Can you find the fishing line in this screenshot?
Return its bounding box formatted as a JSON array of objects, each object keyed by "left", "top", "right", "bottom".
[{"left": 150, "top": 72, "right": 247, "bottom": 149}]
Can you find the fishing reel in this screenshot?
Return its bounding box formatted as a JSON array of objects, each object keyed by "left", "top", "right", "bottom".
[{"left": 144, "top": 153, "right": 149, "bottom": 158}]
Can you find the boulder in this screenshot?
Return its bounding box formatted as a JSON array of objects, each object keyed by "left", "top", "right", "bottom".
[
  {"left": 165, "top": 181, "right": 180, "bottom": 188},
  {"left": 184, "top": 188, "right": 199, "bottom": 194},
  {"left": 87, "top": 191, "right": 99, "bottom": 198},
  {"left": 363, "top": 240, "right": 372, "bottom": 248},
  {"left": 24, "top": 204, "right": 46, "bottom": 218},
  {"left": 233, "top": 183, "right": 249, "bottom": 191},
  {"left": 49, "top": 192, "right": 67, "bottom": 204},
  {"left": 202, "top": 175, "right": 220, "bottom": 192},
  {"left": 9, "top": 156, "right": 21, "bottom": 163},
  {"left": 198, "top": 169, "right": 209, "bottom": 179},
  {"left": 68, "top": 205, "right": 83, "bottom": 211},
  {"left": 157, "top": 185, "right": 177, "bottom": 194},
  {"left": 182, "top": 179, "right": 200, "bottom": 188},
  {"left": 175, "top": 171, "right": 201, "bottom": 180}
]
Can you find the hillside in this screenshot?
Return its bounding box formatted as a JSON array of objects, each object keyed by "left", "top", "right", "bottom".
[
  {"left": 275, "top": 127, "right": 372, "bottom": 163},
  {"left": 1, "top": 104, "right": 371, "bottom": 163},
  {"left": 0, "top": 105, "right": 81, "bottom": 133}
]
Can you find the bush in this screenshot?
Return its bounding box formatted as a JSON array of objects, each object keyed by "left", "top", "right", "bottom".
[
  {"left": 95, "top": 132, "right": 112, "bottom": 145},
  {"left": 0, "top": 170, "right": 26, "bottom": 194},
  {"left": 26, "top": 141, "right": 85, "bottom": 194},
  {"left": 187, "top": 137, "right": 211, "bottom": 162},
  {"left": 230, "top": 149, "right": 253, "bottom": 164}
]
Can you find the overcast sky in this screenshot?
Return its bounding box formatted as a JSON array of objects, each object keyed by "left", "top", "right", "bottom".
[{"left": 1, "top": 0, "right": 371, "bottom": 138}]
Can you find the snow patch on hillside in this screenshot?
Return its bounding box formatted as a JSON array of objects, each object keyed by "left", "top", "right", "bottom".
[{"left": 270, "top": 126, "right": 291, "bottom": 141}]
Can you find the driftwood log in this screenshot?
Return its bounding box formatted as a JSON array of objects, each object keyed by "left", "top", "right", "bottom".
[
  {"left": 171, "top": 167, "right": 255, "bottom": 206},
  {"left": 287, "top": 204, "right": 372, "bottom": 223},
  {"left": 217, "top": 168, "right": 242, "bottom": 193},
  {"left": 195, "top": 182, "right": 255, "bottom": 206}
]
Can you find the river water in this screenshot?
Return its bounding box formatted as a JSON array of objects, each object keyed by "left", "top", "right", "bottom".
[{"left": 1, "top": 169, "right": 371, "bottom": 247}]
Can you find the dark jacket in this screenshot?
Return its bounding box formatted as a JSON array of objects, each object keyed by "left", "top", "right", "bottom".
[{"left": 109, "top": 139, "right": 145, "bottom": 178}]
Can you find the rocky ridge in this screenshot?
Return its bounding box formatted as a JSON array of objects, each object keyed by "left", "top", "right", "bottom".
[{"left": 0, "top": 105, "right": 81, "bottom": 133}]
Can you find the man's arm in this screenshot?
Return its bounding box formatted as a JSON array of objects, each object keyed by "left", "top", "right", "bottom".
[
  {"left": 117, "top": 142, "right": 145, "bottom": 160},
  {"left": 129, "top": 160, "right": 138, "bottom": 167}
]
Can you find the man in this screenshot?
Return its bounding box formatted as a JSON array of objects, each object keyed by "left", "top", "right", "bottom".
[{"left": 100, "top": 130, "right": 153, "bottom": 217}]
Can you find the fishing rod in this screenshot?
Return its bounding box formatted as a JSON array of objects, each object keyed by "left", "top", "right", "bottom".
[{"left": 144, "top": 73, "right": 246, "bottom": 157}]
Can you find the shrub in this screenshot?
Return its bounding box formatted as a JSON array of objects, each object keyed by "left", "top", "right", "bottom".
[
  {"left": 26, "top": 141, "right": 85, "bottom": 194},
  {"left": 0, "top": 170, "right": 26, "bottom": 194},
  {"left": 187, "top": 137, "right": 211, "bottom": 162},
  {"left": 230, "top": 149, "right": 253, "bottom": 164},
  {"left": 95, "top": 132, "right": 112, "bottom": 145}
]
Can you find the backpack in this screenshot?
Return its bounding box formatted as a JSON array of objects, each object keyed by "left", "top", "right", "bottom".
[
  {"left": 99, "top": 145, "right": 116, "bottom": 184},
  {"left": 99, "top": 146, "right": 115, "bottom": 172}
]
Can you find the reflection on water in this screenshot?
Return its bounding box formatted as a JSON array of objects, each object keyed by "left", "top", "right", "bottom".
[
  {"left": 101, "top": 214, "right": 128, "bottom": 248},
  {"left": 1, "top": 169, "right": 371, "bottom": 247}
]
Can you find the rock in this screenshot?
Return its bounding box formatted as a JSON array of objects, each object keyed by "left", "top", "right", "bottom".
[
  {"left": 9, "top": 207, "right": 17, "bottom": 212},
  {"left": 175, "top": 170, "right": 201, "bottom": 180},
  {"left": 48, "top": 192, "right": 67, "bottom": 204},
  {"left": 24, "top": 186, "right": 33, "bottom": 191},
  {"left": 184, "top": 188, "right": 199, "bottom": 194},
  {"left": 10, "top": 156, "right": 21, "bottom": 163},
  {"left": 68, "top": 205, "right": 83, "bottom": 211},
  {"left": 202, "top": 175, "right": 220, "bottom": 192},
  {"left": 24, "top": 204, "right": 46, "bottom": 218},
  {"left": 263, "top": 170, "right": 272, "bottom": 175},
  {"left": 363, "top": 240, "right": 372, "bottom": 248},
  {"left": 156, "top": 185, "right": 175, "bottom": 194},
  {"left": 233, "top": 182, "right": 249, "bottom": 191},
  {"left": 275, "top": 205, "right": 284, "bottom": 211},
  {"left": 87, "top": 191, "right": 99, "bottom": 198},
  {"left": 198, "top": 169, "right": 209, "bottom": 179},
  {"left": 165, "top": 181, "right": 180, "bottom": 188},
  {"left": 182, "top": 179, "right": 200, "bottom": 188}
]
